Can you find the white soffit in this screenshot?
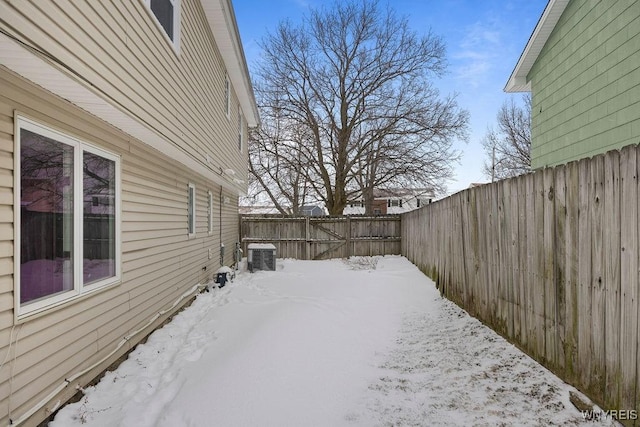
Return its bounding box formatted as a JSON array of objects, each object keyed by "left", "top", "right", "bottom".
[
  {"left": 0, "top": 32, "right": 243, "bottom": 194},
  {"left": 504, "top": 0, "right": 570, "bottom": 92},
  {"left": 201, "top": 0, "right": 259, "bottom": 127}
]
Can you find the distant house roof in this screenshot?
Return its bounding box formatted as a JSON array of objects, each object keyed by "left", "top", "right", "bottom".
[
  {"left": 300, "top": 205, "right": 325, "bottom": 216},
  {"left": 504, "top": 0, "right": 570, "bottom": 92}
]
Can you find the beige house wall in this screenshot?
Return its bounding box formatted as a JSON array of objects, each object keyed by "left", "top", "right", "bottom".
[
  {"left": 0, "top": 0, "right": 252, "bottom": 184},
  {"left": 0, "top": 65, "right": 242, "bottom": 427},
  {"left": 0, "top": 0, "right": 254, "bottom": 424}
]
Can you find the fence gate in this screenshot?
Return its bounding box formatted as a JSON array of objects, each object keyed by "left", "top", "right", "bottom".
[{"left": 239, "top": 215, "right": 401, "bottom": 260}]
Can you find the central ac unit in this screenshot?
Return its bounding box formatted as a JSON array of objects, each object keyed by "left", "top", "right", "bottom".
[{"left": 247, "top": 243, "right": 276, "bottom": 272}]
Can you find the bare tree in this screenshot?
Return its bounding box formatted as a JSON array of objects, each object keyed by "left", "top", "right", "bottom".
[
  {"left": 482, "top": 94, "right": 531, "bottom": 181},
  {"left": 251, "top": 0, "right": 468, "bottom": 215},
  {"left": 353, "top": 92, "right": 467, "bottom": 213},
  {"left": 247, "top": 90, "right": 318, "bottom": 214}
]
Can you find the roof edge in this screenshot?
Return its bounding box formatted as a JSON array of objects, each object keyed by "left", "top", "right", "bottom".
[{"left": 504, "top": 0, "right": 570, "bottom": 93}]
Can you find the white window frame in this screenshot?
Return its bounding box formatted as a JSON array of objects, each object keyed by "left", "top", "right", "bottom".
[
  {"left": 142, "top": 0, "right": 181, "bottom": 53},
  {"left": 238, "top": 107, "right": 244, "bottom": 151},
  {"left": 188, "top": 183, "right": 196, "bottom": 237},
  {"left": 14, "top": 116, "right": 121, "bottom": 319},
  {"left": 225, "top": 74, "right": 231, "bottom": 119},
  {"left": 207, "top": 190, "right": 213, "bottom": 235}
]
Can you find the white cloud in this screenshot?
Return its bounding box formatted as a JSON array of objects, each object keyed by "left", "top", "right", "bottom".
[{"left": 452, "top": 20, "right": 505, "bottom": 87}]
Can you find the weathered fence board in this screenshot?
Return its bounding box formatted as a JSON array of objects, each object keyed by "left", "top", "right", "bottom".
[
  {"left": 604, "top": 149, "right": 621, "bottom": 408},
  {"left": 517, "top": 174, "right": 529, "bottom": 350},
  {"left": 240, "top": 215, "right": 401, "bottom": 260},
  {"left": 620, "top": 145, "right": 638, "bottom": 417},
  {"left": 590, "top": 155, "right": 606, "bottom": 398},
  {"left": 564, "top": 160, "right": 580, "bottom": 384},
  {"left": 401, "top": 144, "right": 640, "bottom": 421},
  {"left": 533, "top": 171, "right": 545, "bottom": 363},
  {"left": 507, "top": 177, "right": 519, "bottom": 342},
  {"left": 525, "top": 173, "right": 537, "bottom": 357},
  {"left": 460, "top": 192, "right": 472, "bottom": 311},
  {"left": 543, "top": 167, "right": 556, "bottom": 369},
  {"left": 553, "top": 165, "right": 567, "bottom": 374},
  {"left": 577, "top": 157, "right": 593, "bottom": 396},
  {"left": 497, "top": 180, "right": 509, "bottom": 337}
]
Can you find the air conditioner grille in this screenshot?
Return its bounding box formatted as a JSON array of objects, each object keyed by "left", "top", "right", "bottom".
[{"left": 247, "top": 243, "right": 276, "bottom": 272}]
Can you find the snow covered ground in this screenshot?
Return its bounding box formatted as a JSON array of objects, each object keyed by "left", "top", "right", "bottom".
[{"left": 50, "top": 256, "right": 615, "bottom": 426}]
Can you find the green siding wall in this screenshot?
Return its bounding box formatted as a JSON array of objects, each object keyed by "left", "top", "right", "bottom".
[{"left": 528, "top": 0, "right": 640, "bottom": 169}]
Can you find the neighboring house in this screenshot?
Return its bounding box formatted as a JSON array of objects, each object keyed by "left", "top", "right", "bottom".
[
  {"left": 505, "top": 0, "right": 640, "bottom": 169},
  {"left": 0, "top": 0, "right": 258, "bottom": 425},
  {"left": 344, "top": 189, "right": 435, "bottom": 215},
  {"left": 300, "top": 205, "right": 325, "bottom": 216}
]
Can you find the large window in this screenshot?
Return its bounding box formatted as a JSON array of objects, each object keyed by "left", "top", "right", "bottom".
[
  {"left": 16, "top": 117, "right": 120, "bottom": 316},
  {"left": 144, "top": 0, "right": 180, "bottom": 50}
]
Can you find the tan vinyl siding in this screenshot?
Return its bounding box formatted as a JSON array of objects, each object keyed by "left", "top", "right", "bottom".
[
  {"left": 219, "top": 188, "right": 240, "bottom": 266},
  {"left": 0, "top": 0, "right": 252, "bottom": 421},
  {"left": 0, "top": 67, "right": 13, "bottom": 419},
  {"left": 0, "top": 0, "right": 248, "bottom": 189},
  {"left": 0, "top": 63, "right": 242, "bottom": 425}
]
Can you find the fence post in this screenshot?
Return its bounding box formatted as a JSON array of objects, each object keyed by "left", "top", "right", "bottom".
[{"left": 305, "top": 216, "right": 310, "bottom": 260}]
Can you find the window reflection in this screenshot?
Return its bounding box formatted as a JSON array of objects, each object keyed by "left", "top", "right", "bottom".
[
  {"left": 83, "top": 151, "right": 116, "bottom": 285},
  {"left": 20, "top": 129, "right": 74, "bottom": 304}
]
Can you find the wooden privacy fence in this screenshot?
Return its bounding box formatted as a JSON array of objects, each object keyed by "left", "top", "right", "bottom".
[
  {"left": 240, "top": 215, "right": 401, "bottom": 260},
  {"left": 402, "top": 144, "right": 640, "bottom": 420}
]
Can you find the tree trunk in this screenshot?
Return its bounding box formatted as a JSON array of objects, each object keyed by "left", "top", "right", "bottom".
[
  {"left": 327, "top": 180, "right": 348, "bottom": 215},
  {"left": 363, "top": 186, "right": 375, "bottom": 215}
]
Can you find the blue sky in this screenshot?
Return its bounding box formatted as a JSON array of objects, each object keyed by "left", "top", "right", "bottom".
[{"left": 234, "top": 0, "right": 548, "bottom": 194}]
